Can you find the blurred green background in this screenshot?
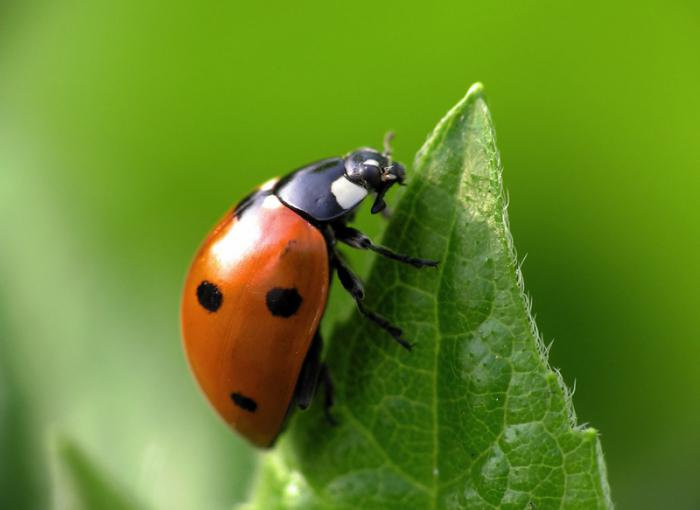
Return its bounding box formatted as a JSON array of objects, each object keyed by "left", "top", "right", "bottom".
[{"left": 1, "top": 1, "right": 698, "bottom": 508}]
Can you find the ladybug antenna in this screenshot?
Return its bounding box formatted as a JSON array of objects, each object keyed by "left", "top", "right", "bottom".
[{"left": 383, "top": 131, "right": 395, "bottom": 158}]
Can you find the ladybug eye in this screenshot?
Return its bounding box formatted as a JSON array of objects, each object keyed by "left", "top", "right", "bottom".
[
  {"left": 345, "top": 150, "right": 387, "bottom": 190},
  {"left": 361, "top": 159, "right": 382, "bottom": 181}
]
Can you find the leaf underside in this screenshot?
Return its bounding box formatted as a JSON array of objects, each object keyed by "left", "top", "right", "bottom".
[{"left": 246, "top": 84, "right": 613, "bottom": 510}]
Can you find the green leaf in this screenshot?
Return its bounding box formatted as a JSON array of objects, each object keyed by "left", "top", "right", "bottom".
[
  {"left": 246, "top": 84, "right": 613, "bottom": 509},
  {"left": 50, "top": 437, "right": 146, "bottom": 510}
]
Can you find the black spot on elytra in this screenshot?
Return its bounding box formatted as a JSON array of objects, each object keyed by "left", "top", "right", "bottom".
[
  {"left": 231, "top": 392, "right": 257, "bottom": 412},
  {"left": 265, "top": 287, "right": 302, "bottom": 317},
  {"left": 197, "top": 281, "right": 222, "bottom": 312}
]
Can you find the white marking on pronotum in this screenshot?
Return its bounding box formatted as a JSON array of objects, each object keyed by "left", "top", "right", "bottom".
[
  {"left": 363, "top": 159, "right": 380, "bottom": 167},
  {"left": 331, "top": 176, "right": 368, "bottom": 209},
  {"left": 259, "top": 177, "right": 279, "bottom": 191}
]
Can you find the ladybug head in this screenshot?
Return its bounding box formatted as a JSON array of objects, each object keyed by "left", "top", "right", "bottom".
[{"left": 344, "top": 134, "right": 406, "bottom": 214}]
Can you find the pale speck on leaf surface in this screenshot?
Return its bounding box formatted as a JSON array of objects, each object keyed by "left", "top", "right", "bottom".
[{"left": 243, "top": 84, "right": 613, "bottom": 510}]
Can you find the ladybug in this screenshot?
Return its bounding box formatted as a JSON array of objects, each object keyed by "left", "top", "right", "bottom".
[{"left": 181, "top": 136, "right": 437, "bottom": 447}]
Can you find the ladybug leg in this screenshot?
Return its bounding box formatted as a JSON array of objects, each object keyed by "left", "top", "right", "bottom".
[
  {"left": 332, "top": 223, "right": 439, "bottom": 269},
  {"left": 294, "top": 331, "right": 322, "bottom": 410},
  {"left": 319, "top": 364, "right": 337, "bottom": 426},
  {"left": 333, "top": 252, "right": 414, "bottom": 350},
  {"left": 293, "top": 331, "right": 337, "bottom": 425}
]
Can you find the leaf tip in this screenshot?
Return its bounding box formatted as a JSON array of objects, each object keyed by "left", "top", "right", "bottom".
[
  {"left": 446, "top": 82, "right": 488, "bottom": 121},
  {"left": 466, "top": 81, "right": 485, "bottom": 99},
  {"left": 415, "top": 82, "right": 490, "bottom": 165}
]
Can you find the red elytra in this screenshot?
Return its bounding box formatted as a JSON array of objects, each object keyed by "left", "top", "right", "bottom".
[{"left": 181, "top": 194, "right": 329, "bottom": 447}]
